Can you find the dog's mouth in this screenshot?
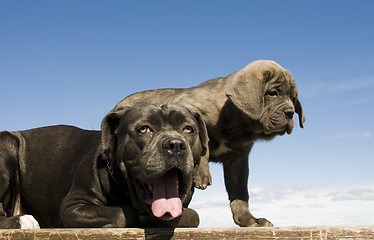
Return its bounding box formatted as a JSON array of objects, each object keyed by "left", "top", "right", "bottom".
[
  {"left": 264, "top": 126, "right": 292, "bottom": 137},
  {"left": 280, "top": 123, "right": 294, "bottom": 135},
  {"left": 138, "top": 168, "right": 188, "bottom": 219},
  {"left": 263, "top": 116, "right": 294, "bottom": 136}
]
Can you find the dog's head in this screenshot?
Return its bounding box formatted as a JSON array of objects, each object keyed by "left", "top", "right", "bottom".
[
  {"left": 226, "top": 60, "right": 305, "bottom": 139},
  {"left": 100, "top": 104, "right": 208, "bottom": 221}
]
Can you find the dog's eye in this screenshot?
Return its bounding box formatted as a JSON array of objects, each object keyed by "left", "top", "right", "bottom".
[
  {"left": 267, "top": 90, "right": 278, "bottom": 97},
  {"left": 137, "top": 126, "right": 152, "bottom": 134},
  {"left": 183, "top": 126, "right": 194, "bottom": 134}
]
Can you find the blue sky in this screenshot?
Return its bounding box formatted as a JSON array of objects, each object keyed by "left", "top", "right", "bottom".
[{"left": 1, "top": 1, "right": 373, "bottom": 227}]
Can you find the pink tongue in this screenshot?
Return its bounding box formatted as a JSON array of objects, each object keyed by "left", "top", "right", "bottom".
[{"left": 151, "top": 170, "right": 182, "bottom": 218}]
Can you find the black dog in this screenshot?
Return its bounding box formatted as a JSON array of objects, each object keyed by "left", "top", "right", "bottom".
[{"left": 0, "top": 104, "right": 208, "bottom": 229}]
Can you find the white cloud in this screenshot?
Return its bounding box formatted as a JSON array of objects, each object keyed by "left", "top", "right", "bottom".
[
  {"left": 307, "top": 202, "right": 326, "bottom": 208},
  {"left": 190, "top": 197, "right": 228, "bottom": 209},
  {"left": 190, "top": 195, "right": 236, "bottom": 228},
  {"left": 348, "top": 188, "right": 374, "bottom": 196},
  {"left": 191, "top": 183, "right": 374, "bottom": 227},
  {"left": 251, "top": 185, "right": 374, "bottom": 226},
  {"left": 249, "top": 186, "right": 274, "bottom": 203},
  {"left": 305, "top": 76, "right": 374, "bottom": 97},
  {"left": 333, "top": 78, "right": 374, "bottom": 91},
  {"left": 327, "top": 187, "right": 374, "bottom": 201},
  {"left": 304, "top": 193, "right": 318, "bottom": 199},
  {"left": 250, "top": 183, "right": 314, "bottom": 202},
  {"left": 321, "top": 131, "right": 372, "bottom": 139}
]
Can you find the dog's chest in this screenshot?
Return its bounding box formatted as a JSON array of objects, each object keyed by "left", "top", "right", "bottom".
[{"left": 213, "top": 141, "right": 232, "bottom": 156}]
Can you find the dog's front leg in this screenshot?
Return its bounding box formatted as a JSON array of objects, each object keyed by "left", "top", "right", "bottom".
[
  {"left": 61, "top": 202, "right": 139, "bottom": 228},
  {"left": 222, "top": 153, "right": 273, "bottom": 227},
  {"left": 0, "top": 131, "right": 40, "bottom": 229}
]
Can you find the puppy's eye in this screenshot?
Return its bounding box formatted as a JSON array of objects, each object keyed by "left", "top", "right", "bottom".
[
  {"left": 183, "top": 126, "right": 194, "bottom": 134},
  {"left": 137, "top": 126, "right": 152, "bottom": 134},
  {"left": 267, "top": 90, "right": 278, "bottom": 97}
]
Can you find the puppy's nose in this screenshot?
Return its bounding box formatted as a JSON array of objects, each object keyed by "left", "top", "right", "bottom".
[
  {"left": 162, "top": 138, "right": 187, "bottom": 155},
  {"left": 284, "top": 108, "right": 295, "bottom": 119}
]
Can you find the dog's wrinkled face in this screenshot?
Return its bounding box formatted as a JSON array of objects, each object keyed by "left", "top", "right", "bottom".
[
  {"left": 101, "top": 104, "right": 208, "bottom": 221},
  {"left": 226, "top": 60, "right": 305, "bottom": 140},
  {"left": 260, "top": 70, "right": 300, "bottom": 137}
]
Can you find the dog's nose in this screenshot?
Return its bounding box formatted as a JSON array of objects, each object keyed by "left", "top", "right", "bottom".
[
  {"left": 284, "top": 108, "right": 295, "bottom": 119},
  {"left": 162, "top": 138, "right": 187, "bottom": 155}
]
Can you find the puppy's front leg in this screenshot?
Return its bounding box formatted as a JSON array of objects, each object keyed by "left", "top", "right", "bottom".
[{"left": 223, "top": 154, "right": 272, "bottom": 227}]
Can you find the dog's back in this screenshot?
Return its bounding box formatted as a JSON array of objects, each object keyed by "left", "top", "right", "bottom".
[{"left": 1, "top": 125, "right": 100, "bottom": 227}]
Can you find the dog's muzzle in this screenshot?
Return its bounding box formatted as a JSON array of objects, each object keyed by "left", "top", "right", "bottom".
[{"left": 162, "top": 138, "right": 187, "bottom": 156}]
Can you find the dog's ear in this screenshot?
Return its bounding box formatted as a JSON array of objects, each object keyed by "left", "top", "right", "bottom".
[
  {"left": 196, "top": 113, "right": 209, "bottom": 157},
  {"left": 294, "top": 97, "right": 305, "bottom": 128},
  {"left": 101, "top": 106, "right": 130, "bottom": 161},
  {"left": 189, "top": 109, "right": 209, "bottom": 157},
  {"left": 284, "top": 69, "right": 305, "bottom": 129},
  {"left": 226, "top": 64, "right": 270, "bottom": 120}
]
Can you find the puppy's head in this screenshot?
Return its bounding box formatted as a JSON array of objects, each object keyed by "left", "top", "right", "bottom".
[
  {"left": 226, "top": 60, "right": 305, "bottom": 139},
  {"left": 101, "top": 104, "right": 208, "bottom": 221}
]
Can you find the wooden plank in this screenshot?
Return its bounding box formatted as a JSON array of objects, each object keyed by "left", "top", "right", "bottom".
[{"left": 0, "top": 227, "right": 373, "bottom": 240}]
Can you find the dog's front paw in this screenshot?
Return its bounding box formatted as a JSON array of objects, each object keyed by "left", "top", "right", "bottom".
[
  {"left": 193, "top": 165, "right": 212, "bottom": 190},
  {"left": 235, "top": 214, "right": 273, "bottom": 227},
  {"left": 230, "top": 200, "right": 273, "bottom": 227},
  {"left": 19, "top": 215, "right": 40, "bottom": 229},
  {"left": 177, "top": 208, "right": 200, "bottom": 228}
]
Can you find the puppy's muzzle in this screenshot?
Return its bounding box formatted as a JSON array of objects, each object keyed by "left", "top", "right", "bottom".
[
  {"left": 283, "top": 108, "right": 295, "bottom": 120},
  {"left": 162, "top": 138, "right": 187, "bottom": 156}
]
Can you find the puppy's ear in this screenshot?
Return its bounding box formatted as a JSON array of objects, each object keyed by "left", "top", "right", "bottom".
[
  {"left": 101, "top": 106, "right": 130, "bottom": 161},
  {"left": 294, "top": 97, "right": 305, "bottom": 128},
  {"left": 226, "top": 66, "right": 269, "bottom": 121}
]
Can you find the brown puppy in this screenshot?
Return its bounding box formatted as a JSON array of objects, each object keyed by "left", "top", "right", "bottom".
[{"left": 114, "top": 60, "right": 305, "bottom": 227}]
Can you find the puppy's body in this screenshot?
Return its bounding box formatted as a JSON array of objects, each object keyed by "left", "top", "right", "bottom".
[
  {"left": 0, "top": 105, "right": 208, "bottom": 228},
  {"left": 114, "top": 60, "right": 305, "bottom": 227}
]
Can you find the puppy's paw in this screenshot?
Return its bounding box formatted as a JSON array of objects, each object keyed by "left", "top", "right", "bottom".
[
  {"left": 243, "top": 216, "right": 273, "bottom": 227},
  {"left": 19, "top": 215, "right": 40, "bottom": 229},
  {"left": 193, "top": 167, "right": 212, "bottom": 190},
  {"left": 230, "top": 200, "right": 273, "bottom": 227},
  {"left": 254, "top": 218, "right": 273, "bottom": 227}
]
